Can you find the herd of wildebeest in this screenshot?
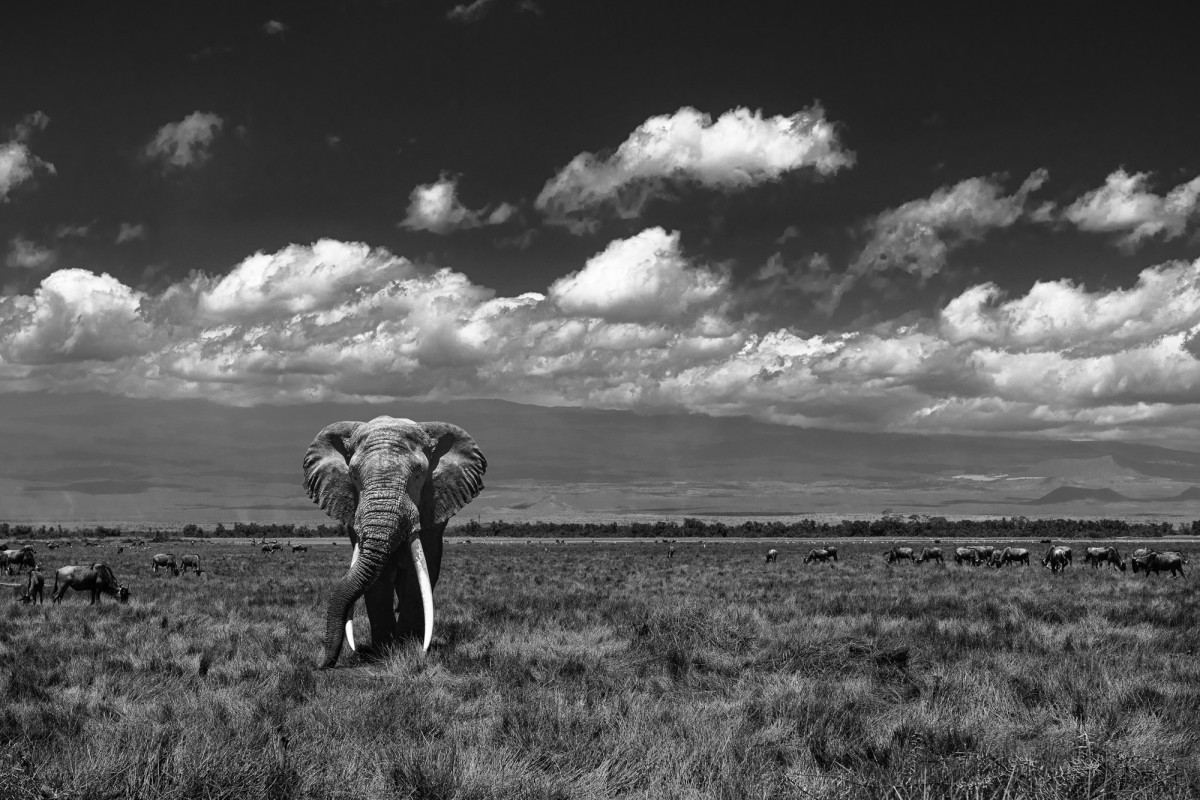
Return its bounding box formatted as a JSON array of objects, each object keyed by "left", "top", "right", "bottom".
[
  {"left": 872, "top": 543, "right": 1188, "bottom": 575},
  {"left": 0, "top": 538, "right": 1190, "bottom": 608},
  {"left": 0, "top": 537, "right": 307, "bottom": 605}
]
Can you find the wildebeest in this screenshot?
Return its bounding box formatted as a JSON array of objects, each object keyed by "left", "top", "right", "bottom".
[
  {"left": 292, "top": 544, "right": 308, "bottom": 553},
  {"left": 884, "top": 547, "right": 915, "bottom": 564},
  {"left": 180, "top": 554, "right": 201, "bottom": 574},
  {"left": 989, "top": 551, "right": 1005, "bottom": 568},
  {"left": 1001, "top": 547, "right": 1030, "bottom": 566},
  {"left": 1084, "top": 546, "right": 1125, "bottom": 571},
  {"left": 51, "top": 564, "right": 130, "bottom": 604},
  {"left": 151, "top": 553, "right": 179, "bottom": 576},
  {"left": 13, "top": 569, "right": 45, "bottom": 603},
  {"left": 1131, "top": 551, "right": 1186, "bottom": 577},
  {"left": 915, "top": 547, "right": 943, "bottom": 564},
  {"left": 1042, "top": 545, "right": 1072, "bottom": 572},
  {"left": 969, "top": 545, "right": 995, "bottom": 565},
  {"left": 2, "top": 546, "right": 37, "bottom": 575},
  {"left": 765, "top": 549, "right": 779, "bottom": 563},
  {"left": 953, "top": 547, "right": 978, "bottom": 566},
  {"left": 804, "top": 548, "right": 836, "bottom": 564}
]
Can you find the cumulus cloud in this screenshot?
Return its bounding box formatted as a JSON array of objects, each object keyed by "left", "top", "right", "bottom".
[
  {"left": 55, "top": 223, "right": 93, "bottom": 239},
  {"left": 549, "top": 228, "right": 728, "bottom": 322},
  {"left": 783, "top": 170, "right": 1054, "bottom": 315},
  {"left": 4, "top": 236, "right": 1200, "bottom": 441},
  {"left": 447, "top": 0, "right": 498, "bottom": 23},
  {"left": 6, "top": 237, "right": 57, "bottom": 269},
  {"left": 536, "top": 105, "right": 853, "bottom": 233},
  {"left": 0, "top": 270, "right": 153, "bottom": 364},
  {"left": 399, "top": 175, "right": 516, "bottom": 234},
  {"left": 855, "top": 169, "right": 1048, "bottom": 279},
  {"left": 0, "top": 112, "right": 55, "bottom": 201},
  {"left": 1062, "top": 169, "right": 1200, "bottom": 249},
  {"left": 144, "top": 112, "right": 224, "bottom": 170},
  {"left": 115, "top": 223, "right": 147, "bottom": 244}
]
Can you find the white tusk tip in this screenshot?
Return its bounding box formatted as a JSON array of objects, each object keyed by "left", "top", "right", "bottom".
[{"left": 345, "top": 619, "right": 356, "bottom": 651}]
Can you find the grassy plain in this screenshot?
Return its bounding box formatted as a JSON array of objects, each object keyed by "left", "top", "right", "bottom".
[{"left": 1, "top": 537, "right": 1198, "bottom": 799}]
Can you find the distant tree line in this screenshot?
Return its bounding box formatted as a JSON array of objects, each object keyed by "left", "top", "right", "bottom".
[
  {"left": 0, "top": 516, "right": 1191, "bottom": 541},
  {"left": 457, "top": 515, "right": 1189, "bottom": 540}
]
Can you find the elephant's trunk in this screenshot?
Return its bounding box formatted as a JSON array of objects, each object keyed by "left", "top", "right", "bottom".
[{"left": 320, "top": 495, "right": 399, "bottom": 669}]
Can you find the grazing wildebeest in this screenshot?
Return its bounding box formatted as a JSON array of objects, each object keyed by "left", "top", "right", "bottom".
[
  {"left": 180, "top": 554, "right": 201, "bottom": 574},
  {"left": 1084, "top": 546, "right": 1125, "bottom": 571},
  {"left": 51, "top": 564, "right": 130, "bottom": 604},
  {"left": 884, "top": 547, "right": 914, "bottom": 564},
  {"left": 151, "top": 553, "right": 179, "bottom": 576},
  {"left": 12, "top": 569, "right": 45, "bottom": 603},
  {"left": 261, "top": 544, "right": 273, "bottom": 553},
  {"left": 1131, "top": 551, "right": 1185, "bottom": 577},
  {"left": 1001, "top": 547, "right": 1030, "bottom": 566},
  {"left": 292, "top": 544, "right": 308, "bottom": 553},
  {"left": 765, "top": 549, "right": 779, "bottom": 563},
  {"left": 969, "top": 545, "right": 995, "bottom": 565},
  {"left": 989, "top": 550, "right": 1005, "bottom": 568},
  {"left": 667, "top": 547, "right": 675, "bottom": 559},
  {"left": 953, "top": 547, "right": 978, "bottom": 566},
  {"left": 804, "top": 548, "right": 836, "bottom": 564},
  {"left": 2, "top": 546, "right": 37, "bottom": 575},
  {"left": 1042, "top": 546, "right": 1072, "bottom": 572},
  {"left": 915, "top": 547, "right": 943, "bottom": 564}
]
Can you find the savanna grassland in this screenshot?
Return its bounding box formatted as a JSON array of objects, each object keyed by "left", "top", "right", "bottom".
[{"left": 2, "top": 537, "right": 1198, "bottom": 799}]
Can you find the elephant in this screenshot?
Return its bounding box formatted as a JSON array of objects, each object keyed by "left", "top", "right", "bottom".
[
  {"left": 953, "top": 547, "right": 978, "bottom": 566},
  {"left": 51, "top": 564, "right": 130, "bottom": 604},
  {"left": 2, "top": 546, "right": 37, "bottom": 575},
  {"left": 303, "top": 416, "right": 487, "bottom": 669},
  {"left": 181, "top": 554, "right": 201, "bottom": 574},
  {"left": 765, "top": 549, "right": 779, "bottom": 563},
  {"left": 804, "top": 548, "right": 836, "bottom": 564},
  {"left": 915, "top": 547, "right": 943, "bottom": 564},
  {"left": 1042, "top": 546, "right": 1072, "bottom": 572},
  {"left": 1131, "top": 551, "right": 1185, "bottom": 577},
  {"left": 884, "top": 547, "right": 914, "bottom": 564},
  {"left": 1084, "top": 546, "right": 1125, "bottom": 571},
  {"left": 1001, "top": 547, "right": 1030, "bottom": 566},
  {"left": 151, "top": 553, "right": 179, "bottom": 576}
]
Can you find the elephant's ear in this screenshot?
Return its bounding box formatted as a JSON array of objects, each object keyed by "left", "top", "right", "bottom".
[
  {"left": 418, "top": 422, "right": 487, "bottom": 529},
  {"left": 303, "top": 421, "right": 364, "bottom": 527}
]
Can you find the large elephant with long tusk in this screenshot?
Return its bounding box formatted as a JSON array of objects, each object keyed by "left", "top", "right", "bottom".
[{"left": 303, "top": 416, "right": 487, "bottom": 669}]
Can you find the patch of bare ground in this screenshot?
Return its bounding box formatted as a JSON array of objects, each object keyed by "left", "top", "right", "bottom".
[{"left": 1, "top": 538, "right": 1197, "bottom": 798}]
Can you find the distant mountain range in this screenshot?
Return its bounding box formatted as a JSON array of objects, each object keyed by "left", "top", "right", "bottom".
[{"left": 3, "top": 391, "right": 1200, "bottom": 523}]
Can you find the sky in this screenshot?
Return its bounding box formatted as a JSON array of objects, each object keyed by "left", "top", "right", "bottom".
[{"left": 2, "top": 3, "right": 1200, "bottom": 521}]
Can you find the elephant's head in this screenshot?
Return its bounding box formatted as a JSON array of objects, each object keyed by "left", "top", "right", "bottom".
[{"left": 304, "top": 416, "right": 486, "bottom": 668}]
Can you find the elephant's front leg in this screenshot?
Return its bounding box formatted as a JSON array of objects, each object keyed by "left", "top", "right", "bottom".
[
  {"left": 362, "top": 555, "right": 402, "bottom": 654},
  {"left": 393, "top": 524, "right": 446, "bottom": 645}
]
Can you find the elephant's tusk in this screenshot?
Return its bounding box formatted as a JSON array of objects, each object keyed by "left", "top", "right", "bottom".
[
  {"left": 350, "top": 542, "right": 360, "bottom": 570},
  {"left": 410, "top": 538, "right": 434, "bottom": 652},
  {"left": 345, "top": 618, "right": 356, "bottom": 652}
]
